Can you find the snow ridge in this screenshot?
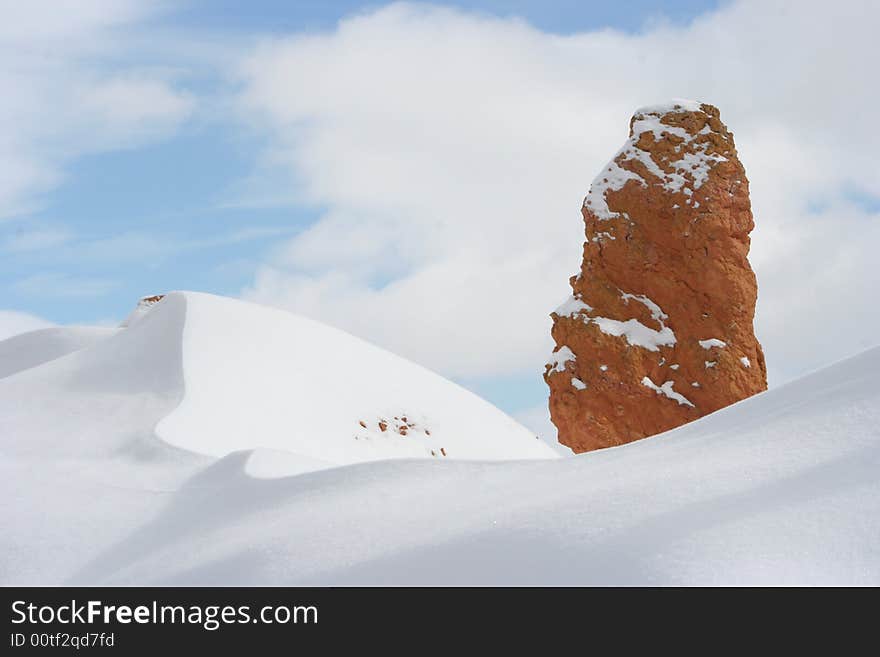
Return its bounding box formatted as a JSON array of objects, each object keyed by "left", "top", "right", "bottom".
[{"left": 2, "top": 294, "right": 880, "bottom": 585}]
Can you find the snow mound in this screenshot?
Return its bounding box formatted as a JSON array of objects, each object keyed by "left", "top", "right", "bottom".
[
  {"left": 86, "top": 346, "right": 880, "bottom": 586},
  {"left": 2, "top": 289, "right": 878, "bottom": 585},
  {"left": 158, "top": 292, "right": 555, "bottom": 464},
  {"left": 1, "top": 291, "right": 555, "bottom": 469},
  {"left": 0, "top": 310, "right": 53, "bottom": 341},
  {"left": 0, "top": 326, "right": 118, "bottom": 379}
]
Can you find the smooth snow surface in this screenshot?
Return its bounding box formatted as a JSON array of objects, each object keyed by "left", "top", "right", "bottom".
[
  {"left": 2, "top": 291, "right": 879, "bottom": 585},
  {"left": 0, "top": 326, "right": 118, "bottom": 379},
  {"left": 157, "top": 293, "right": 554, "bottom": 463},
  {"left": 0, "top": 311, "right": 53, "bottom": 341}
]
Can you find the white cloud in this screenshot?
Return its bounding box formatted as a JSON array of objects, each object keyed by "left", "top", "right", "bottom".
[
  {"left": 0, "top": 0, "right": 195, "bottom": 218},
  {"left": 0, "top": 310, "right": 53, "bottom": 341},
  {"left": 1, "top": 225, "right": 302, "bottom": 269},
  {"left": 12, "top": 273, "right": 119, "bottom": 299},
  {"left": 0, "top": 0, "right": 150, "bottom": 45},
  {"left": 233, "top": 1, "right": 880, "bottom": 388}
]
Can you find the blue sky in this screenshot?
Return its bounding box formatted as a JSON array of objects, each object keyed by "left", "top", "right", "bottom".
[
  {"left": 2, "top": 0, "right": 877, "bottom": 431},
  {"left": 0, "top": 0, "right": 720, "bottom": 418},
  {"left": 1, "top": 0, "right": 720, "bottom": 326},
  {"left": 171, "top": 0, "right": 721, "bottom": 33}
]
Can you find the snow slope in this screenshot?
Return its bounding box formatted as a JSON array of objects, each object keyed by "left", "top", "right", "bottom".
[
  {"left": 157, "top": 292, "right": 556, "bottom": 463},
  {"left": 1, "top": 292, "right": 553, "bottom": 465},
  {"left": 1, "top": 291, "right": 878, "bottom": 585},
  {"left": 0, "top": 326, "right": 118, "bottom": 379}
]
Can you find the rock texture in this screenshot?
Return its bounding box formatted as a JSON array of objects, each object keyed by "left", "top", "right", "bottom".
[{"left": 545, "top": 100, "right": 767, "bottom": 453}]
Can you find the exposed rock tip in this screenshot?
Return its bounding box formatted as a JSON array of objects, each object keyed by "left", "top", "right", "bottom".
[{"left": 119, "top": 293, "right": 167, "bottom": 328}]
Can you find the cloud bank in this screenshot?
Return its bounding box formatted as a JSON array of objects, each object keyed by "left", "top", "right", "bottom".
[
  {"left": 235, "top": 0, "right": 879, "bottom": 390},
  {"left": 0, "top": 0, "right": 194, "bottom": 219}
]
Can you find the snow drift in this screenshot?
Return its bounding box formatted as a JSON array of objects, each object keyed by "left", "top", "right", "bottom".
[
  {"left": 0, "top": 292, "right": 554, "bottom": 467},
  {"left": 0, "top": 325, "right": 117, "bottom": 380},
  {"left": 157, "top": 292, "right": 556, "bottom": 463},
  {"left": 1, "top": 291, "right": 878, "bottom": 585}
]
